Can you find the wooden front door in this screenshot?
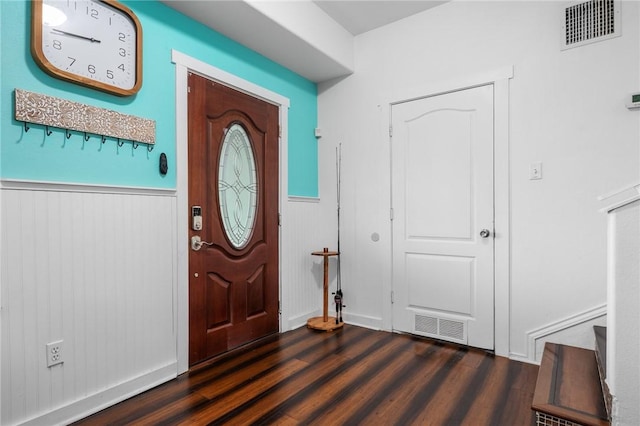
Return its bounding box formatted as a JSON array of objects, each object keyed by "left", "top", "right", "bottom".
[{"left": 188, "top": 72, "right": 279, "bottom": 366}]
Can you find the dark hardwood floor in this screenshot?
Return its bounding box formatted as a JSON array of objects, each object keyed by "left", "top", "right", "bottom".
[{"left": 74, "top": 325, "right": 538, "bottom": 425}]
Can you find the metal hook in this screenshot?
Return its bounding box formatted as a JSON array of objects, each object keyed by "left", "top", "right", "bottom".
[
  {"left": 133, "top": 141, "right": 139, "bottom": 149},
  {"left": 66, "top": 129, "right": 72, "bottom": 139},
  {"left": 147, "top": 144, "right": 154, "bottom": 152},
  {"left": 117, "top": 138, "right": 124, "bottom": 147},
  {"left": 84, "top": 132, "right": 90, "bottom": 142},
  {"left": 45, "top": 126, "right": 52, "bottom": 136},
  {"left": 24, "top": 122, "right": 30, "bottom": 132}
]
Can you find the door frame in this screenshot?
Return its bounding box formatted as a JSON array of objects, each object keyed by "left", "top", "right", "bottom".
[
  {"left": 385, "top": 66, "right": 513, "bottom": 357},
  {"left": 172, "top": 50, "right": 290, "bottom": 374}
]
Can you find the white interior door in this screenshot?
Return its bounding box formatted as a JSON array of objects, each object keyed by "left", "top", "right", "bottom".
[{"left": 391, "top": 85, "right": 494, "bottom": 350}]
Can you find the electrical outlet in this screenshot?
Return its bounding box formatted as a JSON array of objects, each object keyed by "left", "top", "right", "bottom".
[{"left": 46, "top": 340, "right": 64, "bottom": 367}]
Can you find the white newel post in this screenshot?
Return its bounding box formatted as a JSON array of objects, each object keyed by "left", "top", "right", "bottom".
[{"left": 604, "top": 191, "right": 640, "bottom": 426}]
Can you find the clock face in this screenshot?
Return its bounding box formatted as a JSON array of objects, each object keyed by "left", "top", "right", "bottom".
[{"left": 32, "top": 0, "right": 142, "bottom": 96}]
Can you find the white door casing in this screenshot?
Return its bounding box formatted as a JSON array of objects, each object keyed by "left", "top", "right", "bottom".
[{"left": 391, "top": 84, "right": 495, "bottom": 350}]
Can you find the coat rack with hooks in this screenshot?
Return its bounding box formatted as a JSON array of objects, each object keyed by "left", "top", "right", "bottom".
[
  {"left": 15, "top": 89, "right": 156, "bottom": 151},
  {"left": 22, "top": 120, "right": 154, "bottom": 152}
]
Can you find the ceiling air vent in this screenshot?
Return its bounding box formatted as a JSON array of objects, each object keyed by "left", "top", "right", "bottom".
[{"left": 562, "top": 0, "right": 620, "bottom": 50}]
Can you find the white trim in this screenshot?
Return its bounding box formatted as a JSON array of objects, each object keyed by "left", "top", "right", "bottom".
[
  {"left": 172, "top": 49, "right": 290, "bottom": 375},
  {"left": 1, "top": 179, "right": 176, "bottom": 196},
  {"left": 389, "top": 66, "right": 514, "bottom": 107},
  {"left": 288, "top": 195, "right": 321, "bottom": 203},
  {"left": 525, "top": 303, "right": 607, "bottom": 363},
  {"left": 19, "top": 363, "right": 177, "bottom": 426},
  {"left": 174, "top": 61, "right": 190, "bottom": 375},
  {"left": 288, "top": 311, "right": 383, "bottom": 333},
  {"left": 0, "top": 143, "right": 3, "bottom": 426},
  {"left": 493, "top": 76, "right": 512, "bottom": 358},
  {"left": 383, "top": 66, "right": 514, "bottom": 357},
  {"left": 171, "top": 50, "right": 290, "bottom": 109},
  {"left": 606, "top": 213, "right": 617, "bottom": 393},
  {"left": 597, "top": 181, "right": 640, "bottom": 202},
  {"left": 287, "top": 308, "right": 321, "bottom": 330},
  {"left": 343, "top": 313, "right": 384, "bottom": 331},
  {"left": 509, "top": 306, "right": 608, "bottom": 365},
  {"left": 509, "top": 352, "right": 537, "bottom": 365},
  {"left": 602, "top": 195, "right": 640, "bottom": 213}
]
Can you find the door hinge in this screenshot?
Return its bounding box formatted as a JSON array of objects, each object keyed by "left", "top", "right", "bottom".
[
  {"left": 187, "top": 86, "right": 191, "bottom": 93},
  {"left": 390, "top": 208, "right": 394, "bottom": 221},
  {"left": 389, "top": 125, "right": 393, "bottom": 138},
  {"left": 391, "top": 291, "right": 394, "bottom": 304},
  {"left": 278, "top": 301, "right": 282, "bottom": 315},
  {"left": 278, "top": 213, "right": 282, "bottom": 226}
]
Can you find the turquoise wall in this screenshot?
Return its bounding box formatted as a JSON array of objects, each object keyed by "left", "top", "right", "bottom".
[{"left": 0, "top": 0, "right": 318, "bottom": 196}]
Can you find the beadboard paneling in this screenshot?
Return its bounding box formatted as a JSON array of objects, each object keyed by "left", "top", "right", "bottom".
[
  {"left": 1, "top": 185, "right": 332, "bottom": 424},
  {"left": 281, "top": 198, "right": 336, "bottom": 330},
  {"left": 1, "top": 188, "right": 177, "bottom": 425}
]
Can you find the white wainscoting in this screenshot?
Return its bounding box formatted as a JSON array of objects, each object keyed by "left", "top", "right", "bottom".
[
  {"left": 0, "top": 182, "right": 332, "bottom": 425},
  {"left": 1, "top": 184, "right": 177, "bottom": 426},
  {"left": 280, "top": 197, "right": 335, "bottom": 331}
]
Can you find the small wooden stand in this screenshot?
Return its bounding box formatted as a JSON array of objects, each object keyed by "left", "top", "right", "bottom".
[{"left": 307, "top": 247, "right": 344, "bottom": 331}]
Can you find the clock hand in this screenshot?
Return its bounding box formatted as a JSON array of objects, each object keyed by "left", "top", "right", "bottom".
[{"left": 51, "top": 29, "right": 101, "bottom": 43}]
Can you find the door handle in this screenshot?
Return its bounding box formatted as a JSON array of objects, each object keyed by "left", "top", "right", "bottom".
[
  {"left": 479, "top": 229, "right": 491, "bottom": 238},
  {"left": 191, "top": 235, "right": 213, "bottom": 251}
]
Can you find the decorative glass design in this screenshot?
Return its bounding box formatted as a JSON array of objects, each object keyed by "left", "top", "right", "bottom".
[{"left": 218, "top": 124, "right": 258, "bottom": 249}]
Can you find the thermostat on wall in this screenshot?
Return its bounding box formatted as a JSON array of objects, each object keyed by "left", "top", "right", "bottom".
[{"left": 626, "top": 93, "right": 640, "bottom": 110}]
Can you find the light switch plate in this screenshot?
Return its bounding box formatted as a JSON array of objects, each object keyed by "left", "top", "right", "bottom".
[{"left": 530, "top": 162, "right": 542, "bottom": 180}]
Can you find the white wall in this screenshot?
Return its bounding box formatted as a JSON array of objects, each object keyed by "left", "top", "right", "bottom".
[{"left": 318, "top": 1, "right": 640, "bottom": 361}]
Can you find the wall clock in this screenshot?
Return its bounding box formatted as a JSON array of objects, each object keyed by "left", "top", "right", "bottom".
[{"left": 31, "top": 0, "right": 142, "bottom": 97}]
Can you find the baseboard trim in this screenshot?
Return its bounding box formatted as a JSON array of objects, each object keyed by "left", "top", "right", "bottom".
[
  {"left": 509, "top": 352, "right": 539, "bottom": 365},
  {"left": 286, "top": 310, "right": 383, "bottom": 332},
  {"left": 343, "top": 312, "right": 383, "bottom": 330},
  {"left": 525, "top": 304, "right": 607, "bottom": 364},
  {"left": 286, "top": 309, "right": 321, "bottom": 330},
  {"left": 19, "top": 362, "right": 177, "bottom": 426}
]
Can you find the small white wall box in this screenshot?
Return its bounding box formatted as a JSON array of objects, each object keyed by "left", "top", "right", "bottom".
[{"left": 626, "top": 93, "right": 640, "bottom": 110}]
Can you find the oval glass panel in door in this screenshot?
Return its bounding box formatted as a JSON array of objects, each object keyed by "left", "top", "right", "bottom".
[{"left": 218, "top": 123, "right": 258, "bottom": 249}]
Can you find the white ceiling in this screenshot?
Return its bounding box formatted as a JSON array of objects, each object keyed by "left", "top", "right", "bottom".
[
  {"left": 313, "top": 1, "right": 447, "bottom": 36},
  {"left": 162, "top": 1, "right": 447, "bottom": 83}
]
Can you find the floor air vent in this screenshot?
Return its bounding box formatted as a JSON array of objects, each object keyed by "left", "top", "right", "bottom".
[
  {"left": 562, "top": 0, "right": 620, "bottom": 50},
  {"left": 415, "top": 314, "right": 438, "bottom": 335},
  {"left": 414, "top": 314, "right": 466, "bottom": 343}
]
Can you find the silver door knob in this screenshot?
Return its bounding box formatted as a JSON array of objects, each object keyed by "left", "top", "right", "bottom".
[{"left": 480, "top": 229, "right": 491, "bottom": 238}]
